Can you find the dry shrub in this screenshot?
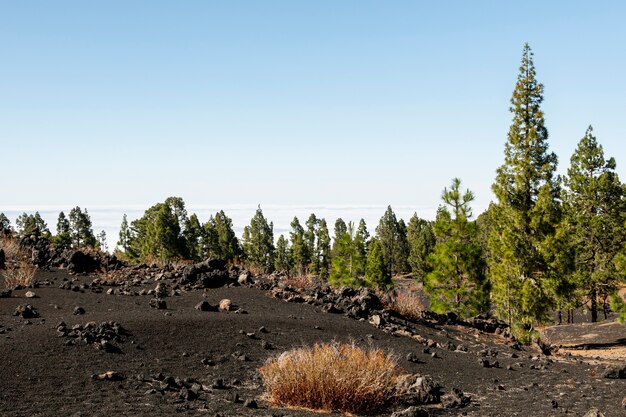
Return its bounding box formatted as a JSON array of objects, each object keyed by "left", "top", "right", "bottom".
[
  {"left": 385, "top": 292, "right": 425, "bottom": 321},
  {"left": 0, "top": 236, "right": 30, "bottom": 262},
  {"left": 259, "top": 341, "right": 402, "bottom": 414},
  {"left": 2, "top": 261, "right": 37, "bottom": 289},
  {"left": 281, "top": 274, "right": 314, "bottom": 291}
]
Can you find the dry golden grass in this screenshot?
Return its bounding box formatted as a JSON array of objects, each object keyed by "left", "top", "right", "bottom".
[
  {"left": 385, "top": 292, "right": 426, "bottom": 321},
  {"left": 281, "top": 274, "right": 314, "bottom": 291},
  {"left": 2, "top": 261, "right": 37, "bottom": 289},
  {"left": 259, "top": 341, "right": 402, "bottom": 414},
  {"left": 0, "top": 236, "right": 30, "bottom": 262}
]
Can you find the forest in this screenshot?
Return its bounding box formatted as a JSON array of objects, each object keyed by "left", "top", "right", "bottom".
[{"left": 2, "top": 44, "right": 625, "bottom": 342}]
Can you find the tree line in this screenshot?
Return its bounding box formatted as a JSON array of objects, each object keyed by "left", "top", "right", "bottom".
[{"left": 3, "top": 44, "right": 625, "bottom": 340}]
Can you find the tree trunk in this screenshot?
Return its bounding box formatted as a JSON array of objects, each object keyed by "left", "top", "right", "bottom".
[{"left": 590, "top": 287, "right": 598, "bottom": 323}]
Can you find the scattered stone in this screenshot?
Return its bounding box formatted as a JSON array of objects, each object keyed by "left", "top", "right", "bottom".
[
  {"left": 396, "top": 374, "right": 440, "bottom": 405},
  {"left": 149, "top": 298, "right": 167, "bottom": 310},
  {"left": 24, "top": 291, "right": 37, "bottom": 298},
  {"left": 154, "top": 282, "right": 168, "bottom": 298},
  {"left": 369, "top": 314, "right": 383, "bottom": 327},
  {"left": 582, "top": 408, "right": 605, "bottom": 417},
  {"left": 406, "top": 352, "right": 421, "bottom": 363},
  {"left": 73, "top": 306, "right": 86, "bottom": 315},
  {"left": 243, "top": 399, "right": 258, "bottom": 408},
  {"left": 0, "top": 249, "right": 5, "bottom": 269},
  {"left": 13, "top": 304, "right": 39, "bottom": 319},
  {"left": 479, "top": 358, "right": 499, "bottom": 368},
  {"left": 201, "top": 358, "right": 215, "bottom": 366},
  {"left": 261, "top": 340, "right": 273, "bottom": 350},
  {"left": 212, "top": 378, "right": 225, "bottom": 389},
  {"left": 0, "top": 289, "right": 11, "bottom": 298},
  {"left": 602, "top": 365, "right": 626, "bottom": 379},
  {"left": 391, "top": 406, "right": 429, "bottom": 417},
  {"left": 441, "top": 388, "right": 470, "bottom": 408},
  {"left": 92, "top": 371, "right": 125, "bottom": 381},
  {"left": 195, "top": 301, "right": 217, "bottom": 312},
  {"left": 219, "top": 299, "right": 232, "bottom": 311},
  {"left": 258, "top": 326, "right": 268, "bottom": 333},
  {"left": 238, "top": 271, "right": 252, "bottom": 285}
]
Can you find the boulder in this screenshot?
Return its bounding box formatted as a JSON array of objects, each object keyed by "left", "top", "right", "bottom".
[
  {"left": 24, "top": 291, "right": 37, "bottom": 298},
  {"left": 396, "top": 374, "right": 441, "bottom": 405},
  {"left": 13, "top": 304, "right": 39, "bottom": 318},
  {"left": 181, "top": 259, "right": 231, "bottom": 288},
  {"left": 602, "top": 365, "right": 626, "bottom": 379},
  {"left": 238, "top": 271, "right": 252, "bottom": 285},
  {"left": 149, "top": 298, "right": 167, "bottom": 310},
  {"left": 219, "top": 299, "right": 232, "bottom": 311},
  {"left": 195, "top": 301, "right": 218, "bottom": 312},
  {"left": 67, "top": 250, "right": 101, "bottom": 274},
  {"left": 441, "top": 388, "right": 470, "bottom": 408}
]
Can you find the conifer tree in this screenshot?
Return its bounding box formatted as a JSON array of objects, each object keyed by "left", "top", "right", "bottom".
[
  {"left": 117, "top": 214, "right": 132, "bottom": 254},
  {"left": 304, "top": 213, "right": 318, "bottom": 273},
  {"left": 332, "top": 218, "right": 347, "bottom": 257},
  {"left": 212, "top": 210, "right": 241, "bottom": 262},
  {"left": 426, "top": 179, "right": 487, "bottom": 317},
  {"left": 365, "top": 238, "right": 392, "bottom": 289},
  {"left": 16, "top": 212, "right": 50, "bottom": 237},
  {"left": 0, "top": 213, "right": 12, "bottom": 235},
  {"left": 329, "top": 221, "right": 364, "bottom": 287},
  {"left": 316, "top": 219, "right": 331, "bottom": 278},
  {"left": 68, "top": 207, "right": 96, "bottom": 247},
  {"left": 406, "top": 214, "right": 435, "bottom": 281},
  {"left": 54, "top": 211, "right": 72, "bottom": 249},
  {"left": 242, "top": 206, "right": 275, "bottom": 272},
  {"left": 274, "top": 234, "right": 290, "bottom": 273},
  {"left": 561, "top": 126, "right": 625, "bottom": 322},
  {"left": 289, "top": 217, "right": 307, "bottom": 275},
  {"left": 376, "top": 206, "right": 409, "bottom": 276},
  {"left": 489, "top": 44, "right": 560, "bottom": 332},
  {"left": 183, "top": 213, "right": 204, "bottom": 261},
  {"left": 96, "top": 230, "right": 108, "bottom": 252}
]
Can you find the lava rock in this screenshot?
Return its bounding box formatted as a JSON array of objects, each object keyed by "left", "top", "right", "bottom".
[
  {"left": 67, "top": 250, "right": 101, "bottom": 274},
  {"left": 73, "top": 306, "right": 86, "bottom": 315},
  {"left": 149, "top": 298, "right": 167, "bottom": 310},
  {"left": 602, "top": 365, "right": 626, "bottom": 379},
  {"left": 13, "top": 304, "right": 39, "bottom": 318},
  {"left": 441, "top": 388, "right": 470, "bottom": 408},
  {"left": 219, "top": 299, "right": 232, "bottom": 311},
  {"left": 396, "top": 374, "right": 441, "bottom": 405},
  {"left": 195, "top": 301, "right": 218, "bottom": 312},
  {"left": 24, "top": 291, "right": 37, "bottom": 298},
  {"left": 391, "top": 406, "right": 429, "bottom": 417}
]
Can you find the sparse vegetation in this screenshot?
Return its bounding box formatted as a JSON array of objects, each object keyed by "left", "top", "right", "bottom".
[
  {"left": 385, "top": 291, "right": 426, "bottom": 321},
  {"left": 259, "top": 341, "right": 402, "bottom": 414},
  {"left": 2, "top": 261, "right": 37, "bottom": 289}
]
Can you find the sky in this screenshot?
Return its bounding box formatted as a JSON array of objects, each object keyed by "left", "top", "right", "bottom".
[{"left": 1, "top": 1, "right": 625, "bottom": 245}]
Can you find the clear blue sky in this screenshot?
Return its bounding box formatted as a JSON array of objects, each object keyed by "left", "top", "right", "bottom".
[{"left": 1, "top": 1, "right": 625, "bottom": 217}]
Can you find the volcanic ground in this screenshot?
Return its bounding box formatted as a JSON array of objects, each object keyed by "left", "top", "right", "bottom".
[{"left": 1, "top": 268, "right": 625, "bottom": 417}]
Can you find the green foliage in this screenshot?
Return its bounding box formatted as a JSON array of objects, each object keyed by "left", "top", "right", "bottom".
[
  {"left": 202, "top": 210, "right": 241, "bottom": 262},
  {"left": 425, "top": 179, "right": 488, "bottom": 317},
  {"left": 274, "top": 234, "right": 290, "bottom": 273},
  {"left": 406, "top": 214, "right": 435, "bottom": 281},
  {"left": 126, "top": 197, "right": 190, "bottom": 262},
  {"left": 0, "top": 213, "right": 12, "bottom": 235},
  {"left": 489, "top": 44, "right": 559, "bottom": 330},
  {"left": 16, "top": 211, "right": 50, "bottom": 237},
  {"left": 53, "top": 211, "right": 72, "bottom": 249},
  {"left": 329, "top": 221, "right": 365, "bottom": 287},
  {"left": 376, "top": 206, "right": 410, "bottom": 277},
  {"left": 316, "top": 219, "right": 331, "bottom": 278},
  {"left": 304, "top": 214, "right": 318, "bottom": 274},
  {"left": 117, "top": 214, "right": 132, "bottom": 253},
  {"left": 68, "top": 207, "right": 96, "bottom": 248},
  {"left": 610, "top": 292, "right": 626, "bottom": 324},
  {"left": 364, "top": 238, "right": 392, "bottom": 289},
  {"left": 289, "top": 217, "right": 307, "bottom": 274},
  {"left": 560, "top": 126, "right": 625, "bottom": 322},
  {"left": 183, "top": 213, "right": 203, "bottom": 261},
  {"left": 242, "top": 206, "right": 275, "bottom": 272}
]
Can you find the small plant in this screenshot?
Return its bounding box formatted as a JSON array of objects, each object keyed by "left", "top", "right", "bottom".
[
  {"left": 385, "top": 292, "right": 426, "bottom": 321},
  {"left": 259, "top": 341, "right": 402, "bottom": 414},
  {"left": 2, "top": 261, "right": 37, "bottom": 289},
  {"left": 0, "top": 236, "right": 30, "bottom": 263},
  {"left": 281, "top": 274, "right": 314, "bottom": 291}
]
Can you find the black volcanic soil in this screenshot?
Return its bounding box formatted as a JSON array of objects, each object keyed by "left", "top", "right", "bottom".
[{"left": 1, "top": 269, "right": 625, "bottom": 417}]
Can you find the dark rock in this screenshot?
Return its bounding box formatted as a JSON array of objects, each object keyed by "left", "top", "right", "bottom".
[
  {"left": 212, "top": 378, "right": 225, "bottom": 389},
  {"left": 181, "top": 259, "right": 232, "bottom": 288},
  {"left": 13, "top": 304, "right": 39, "bottom": 318},
  {"left": 441, "top": 388, "right": 470, "bottom": 408},
  {"left": 602, "top": 365, "right": 626, "bottom": 379},
  {"left": 0, "top": 249, "right": 5, "bottom": 269},
  {"left": 67, "top": 250, "right": 101, "bottom": 274},
  {"left": 396, "top": 374, "right": 440, "bottom": 405},
  {"left": 391, "top": 406, "right": 429, "bottom": 417},
  {"left": 243, "top": 399, "right": 258, "bottom": 408},
  {"left": 0, "top": 289, "right": 11, "bottom": 298},
  {"left": 149, "top": 298, "right": 167, "bottom": 310},
  {"left": 195, "top": 301, "right": 217, "bottom": 312},
  {"left": 73, "top": 306, "right": 86, "bottom": 315}
]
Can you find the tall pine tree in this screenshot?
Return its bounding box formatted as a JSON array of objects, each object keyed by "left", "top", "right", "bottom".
[{"left": 489, "top": 44, "right": 560, "bottom": 333}]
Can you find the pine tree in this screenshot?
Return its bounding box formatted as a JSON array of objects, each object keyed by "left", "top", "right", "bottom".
[
  {"left": 332, "top": 218, "right": 347, "bottom": 257},
  {"left": 489, "top": 44, "right": 560, "bottom": 332},
  {"left": 117, "top": 214, "right": 132, "bottom": 253},
  {"left": 304, "top": 213, "right": 318, "bottom": 274},
  {"left": 561, "top": 126, "right": 625, "bottom": 322},
  {"left": 16, "top": 212, "right": 50, "bottom": 237},
  {"left": 242, "top": 206, "right": 275, "bottom": 272},
  {"left": 289, "top": 217, "right": 307, "bottom": 275},
  {"left": 376, "top": 206, "right": 409, "bottom": 276},
  {"left": 329, "top": 221, "right": 365, "bottom": 287},
  {"left": 54, "top": 211, "right": 72, "bottom": 249},
  {"left": 406, "top": 214, "right": 435, "bottom": 281},
  {"left": 425, "top": 179, "right": 488, "bottom": 317},
  {"left": 0, "top": 213, "right": 12, "bottom": 235},
  {"left": 316, "top": 219, "right": 331, "bottom": 278},
  {"left": 213, "top": 210, "right": 241, "bottom": 262},
  {"left": 183, "top": 213, "right": 204, "bottom": 261},
  {"left": 68, "top": 207, "right": 96, "bottom": 248},
  {"left": 365, "top": 238, "right": 392, "bottom": 289},
  {"left": 96, "top": 230, "right": 108, "bottom": 252},
  {"left": 274, "top": 234, "right": 290, "bottom": 273}
]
